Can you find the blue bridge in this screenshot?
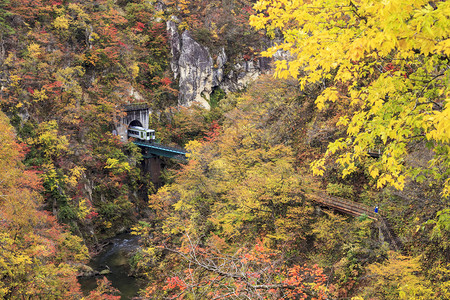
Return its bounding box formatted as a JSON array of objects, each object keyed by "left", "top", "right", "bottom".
[{"left": 133, "top": 140, "right": 188, "bottom": 159}]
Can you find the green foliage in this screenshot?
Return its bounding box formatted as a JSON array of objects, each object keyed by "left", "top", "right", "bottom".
[
  {"left": 427, "top": 209, "right": 450, "bottom": 248},
  {"left": 208, "top": 87, "right": 226, "bottom": 109},
  {"left": 58, "top": 204, "right": 78, "bottom": 222},
  {"left": 326, "top": 183, "right": 355, "bottom": 199},
  {"left": 0, "top": 0, "right": 14, "bottom": 35},
  {"left": 150, "top": 104, "right": 221, "bottom": 146}
]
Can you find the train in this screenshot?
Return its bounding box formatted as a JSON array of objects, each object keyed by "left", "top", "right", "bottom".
[{"left": 128, "top": 126, "right": 156, "bottom": 142}]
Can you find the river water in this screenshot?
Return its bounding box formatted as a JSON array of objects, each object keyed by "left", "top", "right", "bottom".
[{"left": 78, "top": 233, "right": 145, "bottom": 299}]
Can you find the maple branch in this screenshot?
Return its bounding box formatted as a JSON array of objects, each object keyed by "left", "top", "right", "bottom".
[
  {"left": 162, "top": 234, "right": 326, "bottom": 299},
  {"left": 349, "top": 1, "right": 367, "bottom": 22},
  {"left": 411, "top": 72, "right": 446, "bottom": 112}
]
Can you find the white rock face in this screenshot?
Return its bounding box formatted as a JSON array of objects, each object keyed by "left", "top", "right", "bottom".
[
  {"left": 167, "top": 21, "right": 271, "bottom": 109},
  {"left": 167, "top": 21, "right": 181, "bottom": 80},
  {"left": 129, "top": 86, "right": 144, "bottom": 101},
  {"left": 219, "top": 60, "right": 264, "bottom": 93},
  {"left": 212, "top": 47, "right": 227, "bottom": 87},
  {"left": 178, "top": 31, "right": 212, "bottom": 109}
]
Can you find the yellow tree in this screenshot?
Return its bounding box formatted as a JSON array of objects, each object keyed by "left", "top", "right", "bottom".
[
  {"left": 135, "top": 77, "right": 324, "bottom": 299},
  {"left": 0, "top": 111, "right": 88, "bottom": 299},
  {"left": 250, "top": 0, "right": 450, "bottom": 196}
]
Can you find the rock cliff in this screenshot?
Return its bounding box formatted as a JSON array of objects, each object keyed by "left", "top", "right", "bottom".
[{"left": 167, "top": 21, "right": 271, "bottom": 108}]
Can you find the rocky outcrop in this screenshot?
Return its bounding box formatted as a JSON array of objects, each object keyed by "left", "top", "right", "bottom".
[
  {"left": 167, "top": 21, "right": 271, "bottom": 108},
  {"left": 177, "top": 30, "right": 213, "bottom": 109},
  {"left": 167, "top": 20, "right": 181, "bottom": 81},
  {"left": 219, "top": 58, "right": 270, "bottom": 94}
]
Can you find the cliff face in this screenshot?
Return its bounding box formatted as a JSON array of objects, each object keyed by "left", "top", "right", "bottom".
[
  {"left": 177, "top": 28, "right": 213, "bottom": 109},
  {"left": 167, "top": 21, "right": 271, "bottom": 108}
]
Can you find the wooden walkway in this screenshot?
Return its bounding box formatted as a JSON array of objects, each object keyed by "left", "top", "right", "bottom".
[{"left": 306, "top": 190, "right": 403, "bottom": 251}]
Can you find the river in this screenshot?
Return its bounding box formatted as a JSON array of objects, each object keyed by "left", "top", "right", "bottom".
[{"left": 78, "top": 233, "right": 145, "bottom": 299}]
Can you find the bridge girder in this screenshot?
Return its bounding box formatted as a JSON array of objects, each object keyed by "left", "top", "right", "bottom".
[{"left": 134, "top": 141, "right": 187, "bottom": 160}]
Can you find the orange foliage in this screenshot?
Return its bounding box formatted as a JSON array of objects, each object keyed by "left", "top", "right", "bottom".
[
  {"left": 0, "top": 111, "right": 89, "bottom": 298},
  {"left": 154, "top": 239, "right": 329, "bottom": 299},
  {"left": 86, "top": 277, "right": 121, "bottom": 300}
]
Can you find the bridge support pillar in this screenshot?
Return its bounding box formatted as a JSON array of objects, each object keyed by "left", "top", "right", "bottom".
[{"left": 142, "top": 156, "right": 163, "bottom": 185}]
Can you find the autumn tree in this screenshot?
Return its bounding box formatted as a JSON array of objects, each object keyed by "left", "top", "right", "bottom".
[
  {"left": 141, "top": 235, "right": 329, "bottom": 299},
  {"left": 150, "top": 104, "right": 216, "bottom": 146},
  {"left": 152, "top": 77, "right": 315, "bottom": 245},
  {"left": 0, "top": 0, "right": 174, "bottom": 237},
  {"left": 250, "top": 0, "right": 450, "bottom": 197},
  {"left": 0, "top": 111, "right": 89, "bottom": 299},
  {"left": 132, "top": 76, "right": 333, "bottom": 297},
  {"left": 360, "top": 252, "right": 442, "bottom": 299}
]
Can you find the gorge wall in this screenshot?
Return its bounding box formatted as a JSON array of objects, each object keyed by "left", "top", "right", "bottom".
[{"left": 167, "top": 21, "right": 271, "bottom": 109}]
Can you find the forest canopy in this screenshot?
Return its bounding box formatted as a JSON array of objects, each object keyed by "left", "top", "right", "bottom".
[
  {"left": 1, "top": 0, "right": 449, "bottom": 298},
  {"left": 250, "top": 0, "right": 450, "bottom": 196}
]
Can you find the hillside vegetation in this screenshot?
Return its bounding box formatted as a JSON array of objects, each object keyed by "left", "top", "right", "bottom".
[
  {"left": 0, "top": 0, "right": 449, "bottom": 299},
  {"left": 134, "top": 75, "right": 450, "bottom": 299},
  {"left": 0, "top": 0, "right": 177, "bottom": 240}
]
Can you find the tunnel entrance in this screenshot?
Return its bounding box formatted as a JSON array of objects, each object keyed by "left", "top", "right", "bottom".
[
  {"left": 115, "top": 103, "right": 149, "bottom": 142},
  {"left": 129, "top": 120, "right": 143, "bottom": 128}
]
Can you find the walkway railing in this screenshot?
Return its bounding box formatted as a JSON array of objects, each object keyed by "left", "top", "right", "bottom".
[
  {"left": 306, "top": 189, "right": 403, "bottom": 251},
  {"left": 308, "top": 190, "right": 378, "bottom": 220}
]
